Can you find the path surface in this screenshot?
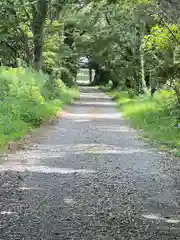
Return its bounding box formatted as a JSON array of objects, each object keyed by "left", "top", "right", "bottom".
[{"left": 0, "top": 87, "right": 180, "bottom": 240}]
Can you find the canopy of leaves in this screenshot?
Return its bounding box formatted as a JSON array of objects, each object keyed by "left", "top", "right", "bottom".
[{"left": 0, "top": 0, "right": 180, "bottom": 96}]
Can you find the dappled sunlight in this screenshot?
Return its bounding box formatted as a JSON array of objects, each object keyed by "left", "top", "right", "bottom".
[
  {"left": 142, "top": 214, "right": 180, "bottom": 224},
  {"left": 80, "top": 92, "right": 111, "bottom": 100},
  {"left": 79, "top": 86, "right": 99, "bottom": 93},
  {"left": 19, "top": 186, "right": 41, "bottom": 191},
  {"left": 62, "top": 112, "right": 121, "bottom": 120},
  {"left": 96, "top": 125, "right": 136, "bottom": 133},
  {"left": 73, "top": 100, "right": 116, "bottom": 107},
  {"left": 0, "top": 165, "right": 96, "bottom": 174},
  {"left": 85, "top": 148, "right": 148, "bottom": 154},
  {"left": 64, "top": 197, "right": 74, "bottom": 205},
  {"left": 3, "top": 143, "right": 150, "bottom": 166},
  {"left": 82, "top": 144, "right": 150, "bottom": 154},
  {"left": 33, "top": 143, "right": 149, "bottom": 154},
  {"left": 34, "top": 143, "right": 150, "bottom": 155},
  {"left": 74, "top": 119, "right": 91, "bottom": 122},
  {"left": 0, "top": 211, "right": 17, "bottom": 216},
  {"left": 142, "top": 213, "right": 161, "bottom": 220},
  {"left": 5, "top": 149, "right": 66, "bottom": 163}
]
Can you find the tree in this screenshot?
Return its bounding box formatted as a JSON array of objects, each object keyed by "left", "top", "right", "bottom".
[
  {"left": 1, "top": 0, "right": 180, "bottom": 97},
  {"left": 32, "top": 0, "right": 49, "bottom": 71}
]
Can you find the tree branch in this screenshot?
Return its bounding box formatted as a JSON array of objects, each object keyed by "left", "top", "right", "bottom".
[{"left": 104, "top": 12, "right": 110, "bottom": 25}]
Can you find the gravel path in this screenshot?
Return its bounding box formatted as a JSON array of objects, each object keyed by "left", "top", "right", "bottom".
[{"left": 0, "top": 86, "right": 180, "bottom": 239}]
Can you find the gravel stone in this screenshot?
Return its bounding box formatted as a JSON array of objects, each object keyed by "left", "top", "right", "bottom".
[{"left": 0, "top": 86, "right": 180, "bottom": 239}]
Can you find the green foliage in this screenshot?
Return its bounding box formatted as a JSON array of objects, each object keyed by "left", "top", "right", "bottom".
[
  {"left": 0, "top": 0, "right": 82, "bottom": 148},
  {"left": 43, "top": 75, "right": 78, "bottom": 100},
  {"left": 111, "top": 88, "right": 180, "bottom": 153},
  {"left": 73, "top": 0, "right": 156, "bottom": 88},
  {"left": 61, "top": 67, "right": 75, "bottom": 87},
  {"left": 142, "top": 22, "right": 180, "bottom": 100},
  {"left": 128, "top": 88, "right": 136, "bottom": 98},
  {"left": 143, "top": 24, "right": 180, "bottom": 51},
  {"left": 74, "top": 0, "right": 180, "bottom": 101},
  {"left": 0, "top": 67, "right": 78, "bottom": 147},
  {"left": 0, "top": 0, "right": 80, "bottom": 86}
]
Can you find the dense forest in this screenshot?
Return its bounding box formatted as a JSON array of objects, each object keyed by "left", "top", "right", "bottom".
[
  {"left": 1, "top": 0, "right": 180, "bottom": 91},
  {"left": 0, "top": 0, "right": 180, "bottom": 151}
]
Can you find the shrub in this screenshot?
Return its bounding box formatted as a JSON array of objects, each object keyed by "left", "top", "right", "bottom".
[
  {"left": 128, "top": 88, "right": 136, "bottom": 98},
  {"left": 0, "top": 66, "right": 78, "bottom": 147},
  {"left": 43, "top": 76, "right": 67, "bottom": 99},
  {"left": 61, "top": 67, "right": 75, "bottom": 87},
  {"left": 112, "top": 88, "right": 180, "bottom": 152}
]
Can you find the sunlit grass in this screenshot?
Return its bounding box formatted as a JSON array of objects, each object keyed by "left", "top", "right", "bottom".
[
  {"left": 106, "top": 88, "right": 180, "bottom": 155},
  {"left": 0, "top": 67, "right": 79, "bottom": 148}
]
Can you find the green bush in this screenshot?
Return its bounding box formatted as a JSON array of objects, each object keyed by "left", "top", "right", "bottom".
[
  {"left": 0, "top": 68, "right": 14, "bottom": 100},
  {"left": 110, "top": 88, "right": 180, "bottom": 154},
  {"left": 0, "top": 66, "right": 78, "bottom": 148},
  {"left": 128, "top": 88, "right": 136, "bottom": 98},
  {"left": 43, "top": 77, "right": 66, "bottom": 99},
  {"left": 61, "top": 67, "right": 75, "bottom": 87}
]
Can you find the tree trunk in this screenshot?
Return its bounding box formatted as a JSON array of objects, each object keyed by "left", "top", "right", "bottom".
[
  {"left": 89, "top": 67, "right": 92, "bottom": 83},
  {"left": 140, "top": 45, "right": 147, "bottom": 93},
  {"left": 32, "top": 0, "right": 48, "bottom": 71},
  {"left": 111, "top": 80, "right": 118, "bottom": 89},
  {"left": 92, "top": 68, "right": 109, "bottom": 86},
  {"left": 133, "top": 70, "right": 140, "bottom": 95},
  {"left": 149, "top": 71, "right": 157, "bottom": 96},
  {"left": 125, "top": 78, "right": 131, "bottom": 89}
]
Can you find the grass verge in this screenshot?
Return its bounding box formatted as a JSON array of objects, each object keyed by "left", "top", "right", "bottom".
[
  {"left": 0, "top": 67, "right": 79, "bottom": 149},
  {"left": 102, "top": 86, "right": 180, "bottom": 156}
]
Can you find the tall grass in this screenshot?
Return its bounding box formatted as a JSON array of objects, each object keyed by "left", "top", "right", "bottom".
[
  {"left": 109, "top": 88, "right": 180, "bottom": 155},
  {"left": 0, "top": 67, "right": 78, "bottom": 148}
]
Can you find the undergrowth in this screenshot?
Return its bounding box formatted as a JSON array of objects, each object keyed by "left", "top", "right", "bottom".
[
  {"left": 0, "top": 67, "right": 78, "bottom": 148},
  {"left": 104, "top": 87, "right": 180, "bottom": 156}
]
